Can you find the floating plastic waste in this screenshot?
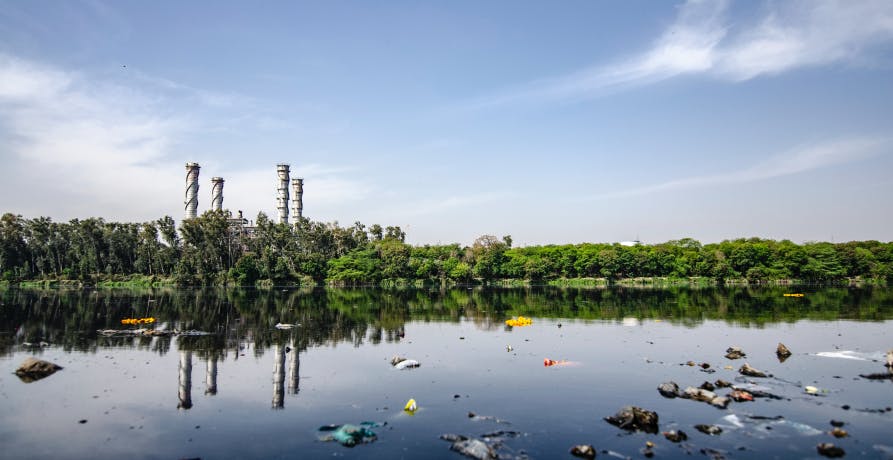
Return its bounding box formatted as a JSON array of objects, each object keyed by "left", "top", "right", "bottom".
[
  {"left": 505, "top": 316, "right": 532, "bottom": 327},
  {"left": 318, "top": 422, "right": 380, "bottom": 446},
  {"left": 816, "top": 350, "right": 869, "bottom": 360},
  {"left": 719, "top": 414, "right": 823, "bottom": 438},
  {"left": 121, "top": 317, "right": 155, "bottom": 325},
  {"left": 274, "top": 323, "right": 296, "bottom": 329},
  {"left": 404, "top": 398, "right": 418, "bottom": 414},
  {"left": 391, "top": 356, "right": 421, "bottom": 369}
]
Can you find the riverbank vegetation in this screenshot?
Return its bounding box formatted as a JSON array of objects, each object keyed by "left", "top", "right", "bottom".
[{"left": 1, "top": 211, "right": 891, "bottom": 287}]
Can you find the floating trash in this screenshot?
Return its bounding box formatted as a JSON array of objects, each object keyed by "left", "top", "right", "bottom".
[
  {"left": 817, "top": 443, "right": 845, "bottom": 458},
  {"left": 695, "top": 424, "right": 722, "bottom": 435},
  {"left": 663, "top": 430, "right": 688, "bottom": 442},
  {"left": 569, "top": 444, "right": 596, "bottom": 459},
  {"left": 274, "top": 323, "right": 296, "bottom": 329},
  {"left": 604, "top": 406, "right": 659, "bottom": 434},
  {"left": 543, "top": 358, "right": 572, "bottom": 367},
  {"left": 783, "top": 293, "right": 805, "bottom": 297},
  {"left": 121, "top": 317, "right": 155, "bottom": 325},
  {"left": 318, "top": 422, "right": 380, "bottom": 446},
  {"left": 505, "top": 316, "right": 532, "bottom": 327},
  {"left": 725, "top": 346, "right": 746, "bottom": 360},
  {"left": 391, "top": 356, "right": 421, "bottom": 370},
  {"left": 816, "top": 350, "right": 876, "bottom": 361},
  {"left": 404, "top": 398, "right": 418, "bottom": 414}
]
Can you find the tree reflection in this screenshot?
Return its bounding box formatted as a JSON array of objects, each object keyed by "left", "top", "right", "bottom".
[{"left": 2, "top": 286, "right": 893, "bottom": 360}]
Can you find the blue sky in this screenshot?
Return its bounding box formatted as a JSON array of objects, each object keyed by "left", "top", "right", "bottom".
[{"left": 1, "top": 0, "right": 892, "bottom": 246}]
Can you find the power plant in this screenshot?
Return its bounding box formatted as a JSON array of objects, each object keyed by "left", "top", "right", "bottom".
[
  {"left": 276, "top": 164, "right": 290, "bottom": 224},
  {"left": 184, "top": 163, "right": 200, "bottom": 220},
  {"left": 181, "top": 162, "right": 305, "bottom": 228},
  {"left": 291, "top": 178, "right": 303, "bottom": 223},
  {"left": 211, "top": 177, "right": 224, "bottom": 212}
]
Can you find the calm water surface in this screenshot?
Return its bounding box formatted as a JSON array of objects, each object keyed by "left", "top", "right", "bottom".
[{"left": 1, "top": 286, "right": 892, "bottom": 459}]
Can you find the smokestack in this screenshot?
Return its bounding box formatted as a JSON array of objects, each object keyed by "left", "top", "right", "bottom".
[
  {"left": 276, "top": 164, "right": 290, "bottom": 224},
  {"left": 211, "top": 177, "right": 224, "bottom": 212},
  {"left": 291, "top": 178, "right": 303, "bottom": 223},
  {"left": 184, "top": 162, "right": 200, "bottom": 220}
]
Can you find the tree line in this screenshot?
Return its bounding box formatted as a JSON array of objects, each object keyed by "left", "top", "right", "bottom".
[{"left": 1, "top": 211, "right": 891, "bottom": 286}]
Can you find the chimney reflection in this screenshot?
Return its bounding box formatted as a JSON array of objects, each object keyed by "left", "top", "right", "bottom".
[
  {"left": 288, "top": 338, "right": 300, "bottom": 395},
  {"left": 205, "top": 356, "right": 218, "bottom": 395},
  {"left": 272, "top": 343, "right": 285, "bottom": 409},
  {"left": 178, "top": 351, "right": 193, "bottom": 409}
]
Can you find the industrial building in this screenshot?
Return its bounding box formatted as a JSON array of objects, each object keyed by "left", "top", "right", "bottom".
[{"left": 182, "top": 162, "right": 304, "bottom": 235}]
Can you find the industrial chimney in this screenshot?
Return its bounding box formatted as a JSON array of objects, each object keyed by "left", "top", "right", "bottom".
[
  {"left": 184, "top": 162, "right": 200, "bottom": 220},
  {"left": 276, "top": 164, "right": 290, "bottom": 224},
  {"left": 211, "top": 177, "right": 224, "bottom": 212},
  {"left": 291, "top": 178, "right": 303, "bottom": 223}
]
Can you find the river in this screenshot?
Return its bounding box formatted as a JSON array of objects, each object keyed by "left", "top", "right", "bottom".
[{"left": 1, "top": 286, "right": 892, "bottom": 459}]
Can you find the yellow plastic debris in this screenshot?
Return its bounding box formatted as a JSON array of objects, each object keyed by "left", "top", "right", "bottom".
[
  {"left": 505, "top": 316, "right": 532, "bottom": 327},
  {"left": 404, "top": 398, "right": 417, "bottom": 413},
  {"left": 805, "top": 386, "right": 819, "bottom": 395}
]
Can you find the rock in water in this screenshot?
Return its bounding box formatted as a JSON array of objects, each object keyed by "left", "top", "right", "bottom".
[
  {"left": 683, "top": 386, "right": 716, "bottom": 402},
  {"left": 657, "top": 381, "right": 680, "bottom": 398},
  {"left": 859, "top": 372, "right": 893, "bottom": 380},
  {"left": 817, "top": 443, "right": 845, "bottom": 458},
  {"left": 569, "top": 444, "right": 596, "bottom": 459},
  {"left": 450, "top": 438, "right": 496, "bottom": 460},
  {"left": 739, "top": 363, "right": 769, "bottom": 377},
  {"left": 604, "top": 406, "right": 659, "bottom": 434},
  {"left": 695, "top": 424, "right": 723, "bottom": 436},
  {"left": 725, "top": 347, "right": 746, "bottom": 360},
  {"left": 15, "top": 357, "right": 63, "bottom": 383},
  {"left": 777, "top": 343, "right": 792, "bottom": 360},
  {"left": 710, "top": 396, "right": 730, "bottom": 409},
  {"left": 663, "top": 430, "right": 688, "bottom": 442}
]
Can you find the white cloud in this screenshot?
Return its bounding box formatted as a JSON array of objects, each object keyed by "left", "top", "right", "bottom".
[
  {"left": 467, "top": 0, "right": 893, "bottom": 108},
  {"left": 0, "top": 53, "right": 366, "bottom": 223},
  {"left": 586, "top": 137, "right": 890, "bottom": 200}
]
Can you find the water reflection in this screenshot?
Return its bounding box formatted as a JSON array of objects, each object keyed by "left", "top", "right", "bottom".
[
  {"left": 288, "top": 337, "right": 300, "bottom": 395},
  {"left": 272, "top": 343, "right": 285, "bottom": 409},
  {"left": 2, "top": 286, "right": 893, "bottom": 460},
  {"left": 2, "top": 286, "right": 893, "bottom": 360},
  {"left": 178, "top": 350, "right": 192, "bottom": 410},
  {"left": 205, "top": 356, "right": 218, "bottom": 395}
]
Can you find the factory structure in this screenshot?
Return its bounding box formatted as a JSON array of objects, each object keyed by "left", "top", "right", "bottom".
[{"left": 182, "top": 162, "right": 304, "bottom": 231}]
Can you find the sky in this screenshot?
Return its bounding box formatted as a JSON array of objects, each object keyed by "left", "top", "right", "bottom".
[{"left": 1, "top": 0, "right": 892, "bottom": 246}]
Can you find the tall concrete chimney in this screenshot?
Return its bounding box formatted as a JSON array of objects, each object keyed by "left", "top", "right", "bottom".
[
  {"left": 184, "top": 162, "right": 200, "bottom": 220},
  {"left": 211, "top": 177, "right": 224, "bottom": 212},
  {"left": 291, "top": 178, "right": 303, "bottom": 223},
  {"left": 276, "top": 164, "right": 290, "bottom": 224}
]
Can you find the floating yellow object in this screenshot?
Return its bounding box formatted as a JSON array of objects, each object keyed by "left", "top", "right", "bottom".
[
  {"left": 404, "top": 398, "right": 417, "bottom": 413},
  {"left": 783, "top": 293, "right": 805, "bottom": 297},
  {"left": 505, "top": 316, "right": 532, "bottom": 327},
  {"left": 121, "top": 317, "right": 156, "bottom": 325},
  {"left": 805, "top": 385, "right": 820, "bottom": 395}
]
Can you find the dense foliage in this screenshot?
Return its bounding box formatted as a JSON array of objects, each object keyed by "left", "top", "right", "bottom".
[{"left": 1, "top": 212, "right": 891, "bottom": 286}]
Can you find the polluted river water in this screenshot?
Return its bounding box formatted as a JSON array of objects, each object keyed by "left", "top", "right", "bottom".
[{"left": 1, "top": 286, "right": 892, "bottom": 459}]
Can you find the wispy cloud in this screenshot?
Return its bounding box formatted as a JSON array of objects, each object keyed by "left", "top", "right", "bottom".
[
  {"left": 467, "top": 0, "right": 893, "bottom": 109},
  {"left": 0, "top": 53, "right": 362, "bottom": 222},
  {"left": 586, "top": 137, "right": 890, "bottom": 200},
  {"left": 392, "top": 191, "right": 514, "bottom": 217}
]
